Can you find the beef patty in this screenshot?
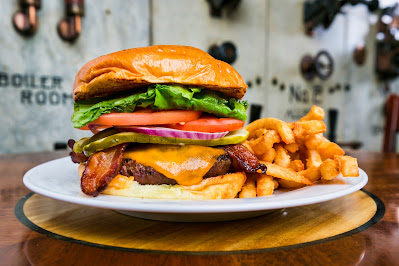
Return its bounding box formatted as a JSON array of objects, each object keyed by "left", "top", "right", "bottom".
[{"left": 120, "top": 154, "right": 232, "bottom": 185}]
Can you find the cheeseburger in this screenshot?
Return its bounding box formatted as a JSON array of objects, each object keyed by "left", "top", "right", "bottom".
[{"left": 69, "top": 45, "right": 266, "bottom": 199}]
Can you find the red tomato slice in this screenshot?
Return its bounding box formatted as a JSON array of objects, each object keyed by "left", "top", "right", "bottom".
[
  {"left": 78, "top": 110, "right": 202, "bottom": 129},
  {"left": 165, "top": 116, "right": 245, "bottom": 133}
]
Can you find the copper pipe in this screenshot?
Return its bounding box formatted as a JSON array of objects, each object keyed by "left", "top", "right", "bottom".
[
  {"left": 57, "top": 0, "right": 84, "bottom": 42},
  {"left": 75, "top": 15, "right": 81, "bottom": 34},
  {"left": 12, "top": 0, "right": 41, "bottom": 36},
  {"left": 28, "top": 5, "right": 36, "bottom": 28}
]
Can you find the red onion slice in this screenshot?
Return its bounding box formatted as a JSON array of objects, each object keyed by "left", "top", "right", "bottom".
[
  {"left": 88, "top": 124, "right": 102, "bottom": 134},
  {"left": 115, "top": 126, "right": 228, "bottom": 140}
]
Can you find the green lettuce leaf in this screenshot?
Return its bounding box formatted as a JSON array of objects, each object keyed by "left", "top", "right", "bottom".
[
  {"left": 72, "top": 88, "right": 156, "bottom": 128},
  {"left": 72, "top": 84, "right": 248, "bottom": 128}
]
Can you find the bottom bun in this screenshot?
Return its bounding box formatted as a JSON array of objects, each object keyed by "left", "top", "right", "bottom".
[{"left": 78, "top": 164, "right": 246, "bottom": 200}]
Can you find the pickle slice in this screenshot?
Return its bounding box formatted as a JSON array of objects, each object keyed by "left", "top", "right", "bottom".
[
  {"left": 73, "top": 137, "right": 90, "bottom": 153},
  {"left": 73, "top": 127, "right": 119, "bottom": 153},
  {"left": 80, "top": 129, "right": 249, "bottom": 156}
]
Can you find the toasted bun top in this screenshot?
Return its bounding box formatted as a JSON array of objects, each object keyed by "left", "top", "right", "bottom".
[{"left": 73, "top": 45, "right": 247, "bottom": 101}]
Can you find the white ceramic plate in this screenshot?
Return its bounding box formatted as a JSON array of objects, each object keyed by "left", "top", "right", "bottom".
[{"left": 23, "top": 157, "right": 368, "bottom": 222}]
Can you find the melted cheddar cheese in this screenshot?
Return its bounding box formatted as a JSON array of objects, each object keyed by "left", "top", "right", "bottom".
[{"left": 123, "top": 144, "right": 226, "bottom": 185}]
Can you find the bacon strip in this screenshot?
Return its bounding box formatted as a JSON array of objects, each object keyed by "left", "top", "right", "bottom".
[
  {"left": 68, "top": 139, "right": 88, "bottom": 164},
  {"left": 222, "top": 144, "right": 267, "bottom": 174},
  {"left": 81, "top": 144, "right": 128, "bottom": 196}
]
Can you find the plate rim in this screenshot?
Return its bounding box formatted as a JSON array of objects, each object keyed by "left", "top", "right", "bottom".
[{"left": 23, "top": 157, "right": 368, "bottom": 214}]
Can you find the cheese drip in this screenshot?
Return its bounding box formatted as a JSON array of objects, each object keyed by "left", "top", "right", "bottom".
[{"left": 123, "top": 144, "right": 226, "bottom": 185}]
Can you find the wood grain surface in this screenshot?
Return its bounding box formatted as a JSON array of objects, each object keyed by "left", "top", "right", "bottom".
[
  {"left": 19, "top": 190, "right": 379, "bottom": 253},
  {"left": 0, "top": 150, "right": 398, "bottom": 265}
]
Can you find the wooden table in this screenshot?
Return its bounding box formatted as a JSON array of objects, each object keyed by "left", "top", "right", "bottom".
[{"left": 1, "top": 150, "right": 398, "bottom": 265}]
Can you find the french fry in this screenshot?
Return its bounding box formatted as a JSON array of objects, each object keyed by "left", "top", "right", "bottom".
[
  {"left": 278, "top": 179, "right": 305, "bottom": 189},
  {"left": 241, "top": 140, "right": 255, "bottom": 154},
  {"left": 299, "top": 105, "right": 325, "bottom": 121},
  {"left": 273, "top": 179, "right": 279, "bottom": 189},
  {"left": 289, "top": 160, "right": 305, "bottom": 172},
  {"left": 288, "top": 151, "right": 301, "bottom": 161},
  {"left": 320, "top": 159, "right": 340, "bottom": 180},
  {"left": 259, "top": 148, "right": 277, "bottom": 163},
  {"left": 304, "top": 133, "right": 325, "bottom": 150},
  {"left": 249, "top": 136, "right": 267, "bottom": 156},
  {"left": 334, "top": 155, "right": 359, "bottom": 177},
  {"left": 291, "top": 120, "right": 326, "bottom": 135},
  {"left": 305, "top": 134, "right": 345, "bottom": 160},
  {"left": 285, "top": 143, "right": 299, "bottom": 153},
  {"left": 261, "top": 161, "right": 313, "bottom": 185},
  {"left": 253, "top": 128, "right": 267, "bottom": 138},
  {"left": 249, "top": 130, "right": 281, "bottom": 156},
  {"left": 306, "top": 149, "right": 323, "bottom": 168},
  {"left": 255, "top": 174, "right": 275, "bottom": 197},
  {"left": 274, "top": 145, "right": 291, "bottom": 168},
  {"left": 249, "top": 137, "right": 268, "bottom": 156},
  {"left": 279, "top": 166, "right": 321, "bottom": 188},
  {"left": 318, "top": 141, "right": 345, "bottom": 160},
  {"left": 291, "top": 123, "right": 305, "bottom": 139},
  {"left": 243, "top": 105, "right": 359, "bottom": 197},
  {"left": 264, "top": 130, "right": 281, "bottom": 148},
  {"left": 300, "top": 166, "right": 321, "bottom": 182},
  {"left": 245, "top": 118, "right": 295, "bottom": 144},
  {"left": 239, "top": 175, "right": 257, "bottom": 198}
]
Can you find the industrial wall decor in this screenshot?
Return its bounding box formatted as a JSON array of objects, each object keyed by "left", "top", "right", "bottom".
[
  {"left": 2, "top": 0, "right": 399, "bottom": 153},
  {"left": 12, "top": 0, "right": 42, "bottom": 36},
  {"left": 57, "top": 0, "right": 85, "bottom": 42}
]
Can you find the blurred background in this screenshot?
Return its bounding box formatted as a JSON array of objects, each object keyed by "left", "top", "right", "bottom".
[{"left": 1, "top": 0, "right": 399, "bottom": 154}]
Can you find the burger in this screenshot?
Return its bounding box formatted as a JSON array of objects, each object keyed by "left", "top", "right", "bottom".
[{"left": 69, "top": 45, "right": 266, "bottom": 200}]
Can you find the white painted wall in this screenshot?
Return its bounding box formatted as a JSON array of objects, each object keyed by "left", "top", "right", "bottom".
[
  {"left": 0, "top": 0, "right": 150, "bottom": 153},
  {"left": 265, "top": 1, "right": 392, "bottom": 151},
  {"left": 152, "top": 0, "right": 396, "bottom": 151},
  {"left": 0, "top": 0, "right": 396, "bottom": 153},
  {"left": 152, "top": 0, "right": 268, "bottom": 110}
]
